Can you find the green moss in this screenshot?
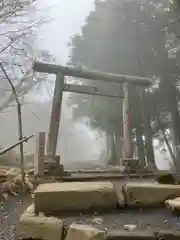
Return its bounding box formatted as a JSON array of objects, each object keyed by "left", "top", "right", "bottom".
[{"left": 155, "top": 171, "right": 176, "bottom": 184}]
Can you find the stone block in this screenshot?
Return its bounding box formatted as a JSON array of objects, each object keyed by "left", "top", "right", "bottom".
[
  {"left": 123, "top": 182, "right": 180, "bottom": 207},
  {"left": 17, "top": 204, "right": 64, "bottom": 240},
  {"left": 65, "top": 223, "right": 105, "bottom": 240},
  {"left": 34, "top": 181, "right": 117, "bottom": 214}
]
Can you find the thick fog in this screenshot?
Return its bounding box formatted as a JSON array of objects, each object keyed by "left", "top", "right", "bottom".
[{"left": 0, "top": 0, "right": 176, "bottom": 170}]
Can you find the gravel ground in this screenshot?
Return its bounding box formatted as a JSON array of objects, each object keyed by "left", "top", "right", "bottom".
[
  {"left": 1, "top": 196, "right": 180, "bottom": 240},
  {"left": 0, "top": 194, "right": 31, "bottom": 240},
  {"left": 59, "top": 208, "right": 180, "bottom": 232}
]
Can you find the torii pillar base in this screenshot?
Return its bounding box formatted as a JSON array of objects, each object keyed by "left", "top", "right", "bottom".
[
  {"left": 120, "top": 158, "right": 140, "bottom": 172},
  {"left": 44, "top": 155, "right": 70, "bottom": 176}
]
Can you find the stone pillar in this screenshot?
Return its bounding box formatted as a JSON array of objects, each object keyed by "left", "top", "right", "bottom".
[
  {"left": 46, "top": 73, "right": 65, "bottom": 159},
  {"left": 121, "top": 83, "right": 134, "bottom": 172},
  {"left": 122, "top": 83, "right": 133, "bottom": 159},
  {"left": 34, "top": 132, "right": 45, "bottom": 177}
]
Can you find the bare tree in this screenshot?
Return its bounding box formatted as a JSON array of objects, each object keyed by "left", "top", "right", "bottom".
[{"left": 0, "top": 0, "right": 53, "bottom": 112}]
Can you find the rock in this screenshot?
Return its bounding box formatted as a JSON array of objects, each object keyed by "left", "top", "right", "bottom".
[
  {"left": 164, "top": 220, "right": 168, "bottom": 224},
  {"left": 123, "top": 182, "right": 180, "bottom": 207},
  {"left": 6, "top": 168, "right": 20, "bottom": 179},
  {"left": 34, "top": 182, "right": 117, "bottom": 214},
  {"left": 23, "top": 204, "right": 35, "bottom": 215},
  {"left": 92, "top": 217, "right": 104, "bottom": 225},
  {"left": 123, "top": 224, "right": 137, "bottom": 231},
  {"left": 17, "top": 204, "right": 64, "bottom": 240},
  {"left": 25, "top": 178, "right": 34, "bottom": 192},
  {"left": 1, "top": 181, "right": 15, "bottom": 195},
  {"left": 165, "top": 197, "right": 180, "bottom": 211},
  {"left": 65, "top": 224, "right": 105, "bottom": 240},
  {"left": 1, "top": 193, "right": 8, "bottom": 201}
]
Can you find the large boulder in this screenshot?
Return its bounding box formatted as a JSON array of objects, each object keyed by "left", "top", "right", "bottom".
[
  {"left": 34, "top": 181, "right": 118, "bottom": 214},
  {"left": 65, "top": 224, "right": 105, "bottom": 240},
  {"left": 17, "top": 204, "right": 64, "bottom": 240},
  {"left": 123, "top": 182, "right": 180, "bottom": 207}
]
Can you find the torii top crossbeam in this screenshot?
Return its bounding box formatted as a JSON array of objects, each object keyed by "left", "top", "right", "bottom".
[{"left": 33, "top": 61, "right": 152, "bottom": 87}]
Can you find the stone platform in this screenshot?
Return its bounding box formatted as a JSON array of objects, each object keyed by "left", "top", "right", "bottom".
[{"left": 17, "top": 181, "right": 180, "bottom": 240}]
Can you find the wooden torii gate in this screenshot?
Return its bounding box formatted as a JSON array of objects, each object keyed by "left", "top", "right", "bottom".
[{"left": 33, "top": 61, "right": 152, "bottom": 165}]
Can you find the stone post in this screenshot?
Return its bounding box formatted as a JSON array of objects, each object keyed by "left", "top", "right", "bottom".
[{"left": 34, "top": 132, "right": 45, "bottom": 177}]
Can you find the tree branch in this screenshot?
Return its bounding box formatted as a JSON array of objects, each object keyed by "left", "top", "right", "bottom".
[{"left": 0, "top": 62, "right": 19, "bottom": 103}]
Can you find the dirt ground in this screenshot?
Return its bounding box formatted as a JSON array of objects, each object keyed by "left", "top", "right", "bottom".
[
  {"left": 60, "top": 208, "right": 180, "bottom": 232},
  {"left": 0, "top": 194, "right": 31, "bottom": 240}
]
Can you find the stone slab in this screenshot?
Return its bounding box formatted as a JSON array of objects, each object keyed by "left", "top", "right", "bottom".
[
  {"left": 17, "top": 204, "right": 64, "bottom": 240},
  {"left": 65, "top": 223, "right": 105, "bottom": 240},
  {"left": 123, "top": 182, "right": 180, "bottom": 207},
  {"left": 34, "top": 181, "right": 117, "bottom": 213}
]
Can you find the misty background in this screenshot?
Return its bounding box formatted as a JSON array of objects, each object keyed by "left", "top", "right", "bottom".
[
  {"left": 0, "top": 0, "right": 105, "bottom": 166},
  {"left": 0, "top": 0, "right": 177, "bottom": 170}
]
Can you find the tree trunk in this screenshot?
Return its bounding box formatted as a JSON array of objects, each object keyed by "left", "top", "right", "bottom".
[
  {"left": 144, "top": 118, "right": 155, "bottom": 166},
  {"left": 122, "top": 83, "right": 133, "bottom": 159},
  {"left": 132, "top": 87, "right": 146, "bottom": 168},
  {"left": 140, "top": 90, "right": 155, "bottom": 166},
  {"left": 136, "top": 125, "right": 145, "bottom": 168},
  {"left": 46, "top": 73, "right": 64, "bottom": 159},
  {"left": 160, "top": 66, "right": 180, "bottom": 172},
  {"left": 168, "top": 84, "right": 180, "bottom": 171},
  {"left": 106, "top": 131, "right": 116, "bottom": 166},
  {"left": 114, "top": 132, "right": 122, "bottom": 165}
]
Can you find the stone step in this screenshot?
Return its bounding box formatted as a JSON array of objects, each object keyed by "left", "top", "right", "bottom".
[
  {"left": 34, "top": 181, "right": 119, "bottom": 214},
  {"left": 123, "top": 182, "right": 180, "bottom": 207},
  {"left": 34, "top": 181, "right": 180, "bottom": 214}
]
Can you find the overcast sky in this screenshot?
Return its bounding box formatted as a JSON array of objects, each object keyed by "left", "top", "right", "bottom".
[
  {"left": 36, "top": 0, "right": 94, "bottom": 64},
  {"left": 31, "top": 0, "right": 94, "bottom": 102}
]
